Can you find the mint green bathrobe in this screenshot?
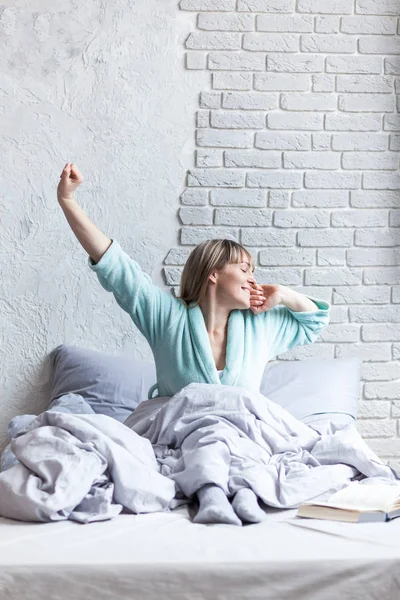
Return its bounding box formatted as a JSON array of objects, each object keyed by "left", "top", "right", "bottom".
[{"left": 88, "top": 240, "right": 330, "bottom": 400}]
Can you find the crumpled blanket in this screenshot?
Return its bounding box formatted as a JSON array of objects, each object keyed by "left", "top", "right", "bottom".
[{"left": 0, "top": 383, "right": 398, "bottom": 523}]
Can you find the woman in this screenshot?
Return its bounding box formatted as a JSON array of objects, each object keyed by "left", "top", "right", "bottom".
[{"left": 57, "top": 163, "right": 331, "bottom": 524}]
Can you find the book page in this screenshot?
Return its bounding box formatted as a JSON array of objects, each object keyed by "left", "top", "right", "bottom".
[{"left": 324, "top": 482, "right": 400, "bottom": 512}]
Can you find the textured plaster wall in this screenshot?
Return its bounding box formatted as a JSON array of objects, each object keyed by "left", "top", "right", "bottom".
[{"left": 0, "top": 1, "right": 204, "bottom": 451}]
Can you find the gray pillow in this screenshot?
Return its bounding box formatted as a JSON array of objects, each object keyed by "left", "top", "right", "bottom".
[
  {"left": 260, "top": 356, "right": 360, "bottom": 421},
  {"left": 49, "top": 345, "right": 156, "bottom": 423}
]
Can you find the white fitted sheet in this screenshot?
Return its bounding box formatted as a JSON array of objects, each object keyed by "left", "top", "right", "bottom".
[{"left": 1, "top": 506, "right": 400, "bottom": 600}]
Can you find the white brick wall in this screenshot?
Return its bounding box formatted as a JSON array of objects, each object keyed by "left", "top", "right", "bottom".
[{"left": 165, "top": 0, "right": 400, "bottom": 463}]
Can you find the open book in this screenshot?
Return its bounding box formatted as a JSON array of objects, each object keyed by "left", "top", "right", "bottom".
[{"left": 296, "top": 482, "right": 400, "bottom": 523}]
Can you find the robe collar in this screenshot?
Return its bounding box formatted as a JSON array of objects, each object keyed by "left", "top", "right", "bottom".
[{"left": 187, "top": 303, "right": 245, "bottom": 386}]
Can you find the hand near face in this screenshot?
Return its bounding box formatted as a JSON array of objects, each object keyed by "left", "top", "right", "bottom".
[{"left": 249, "top": 283, "right": 282, "bottom": 315}]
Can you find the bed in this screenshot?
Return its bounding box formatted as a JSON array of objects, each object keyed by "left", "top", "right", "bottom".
[{"left": 1, "top": 346, "right": 399, "bottom": 599}]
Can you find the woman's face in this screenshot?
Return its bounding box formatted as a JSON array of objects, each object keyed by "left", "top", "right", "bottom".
[{"left": 211, "top": 255, "right": 256, "bottom": 310}]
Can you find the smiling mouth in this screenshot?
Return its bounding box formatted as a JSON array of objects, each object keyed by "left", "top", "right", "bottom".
[{"left": 241, "top": 287, "right": 250, "bottom": 294}]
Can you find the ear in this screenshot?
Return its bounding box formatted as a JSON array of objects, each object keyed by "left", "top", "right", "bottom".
[{"left": 208, "top": 269, "right": 219, "bottom": 285}]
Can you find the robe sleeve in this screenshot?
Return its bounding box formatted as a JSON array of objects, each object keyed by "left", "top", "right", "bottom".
[
  {"left": 261, "top": 296, "right": 331, "bottom": 360},
  {"left": 88, "top": 240, "right": 181, "bottom": 349}
]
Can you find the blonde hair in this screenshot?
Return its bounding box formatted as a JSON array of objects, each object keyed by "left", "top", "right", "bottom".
[{"left": 178, "top": 239, "right": 255, "bottom": 308}]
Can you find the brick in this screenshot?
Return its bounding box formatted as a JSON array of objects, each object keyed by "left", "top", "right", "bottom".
[
  {"left": 211, "top": 110, "right": 265, "bottom": 129},
  {"left": 198, "top": 13, "right": 254, "bottom": 31},
  {"left": 241, "top": 228, "right": 295, "bottom": 246},
  {"left": 267, "top": 53, "right": 324, "bottom": 73},
  {"left": 181, "top": 227, "right": 238, "bottom": 245},
  {"left": 344, "top": 152, "right": 398, "bottom": 170},
  {"left": 292, "top": 190, "right": 348, "bottom": 208},
  {"left": 200, "top": 92, "right": 222, "bottom": 109},
  {"left": 312, "top": 133, "right": 331, "bottom": 150},
  {"left": 224, "top": 150, "right": 281, "bottom": 168},
  {"left": 254, "top": 267, "right": 302, "bottom": 285},
  {"left": 362, "top": 362, "right": 400, "bottom": 381},
  {"left": 359, "top": 36, "right": 400, "bottom": 55},
  {"left": 298, "top": 229, "right": 354, "bottom": 246},
  {"left": 317, "top": 249, "right": 345, "bottom": 266},
  {"left": 355, "top": 229, "right": 399, "bottom": 247},
  {"left": 255, "top": 73, "right": 310, "bottom": 91},
  {"left": 196, "top": 149, "right": 223, "bottom": 167},
  {"left": 394, "top": 345, "right": 400, "bottom": 360},
  {"left": 281, "top": 93, "right": 336, "bottom": 111},
  {"left": 338, "top": 94, "right": 394, "bottom": 113},
  {"left": 305, "top": 267, "right": 362, "bottom": 285},
  {"left": 179, "top": 207, "right": 214, "bottom": 225},
  {"left": 350, "top": 306, "right": 400, "bottom": 323},
  {"left": 315, "top": 16, "right": 339, "bottom": 34},
  {"left": 363, "top": 324, "right": 400, "bottom": 342},
  {"left": 223, "top": 92, "right": 278, "bottom": 110},
  {"left": 336, "top": 75, "right": 392, "bottom": 93},
  {"left": 335, "top": 343, "right": 391, "bottom": 362},
  {"left": 268, "top": 113, "right": 323, "bottom": 130},
  {"left": 301, "top": 34, "right": 355, "bottom": 53},
  {"left": 331, "top": 209, "right": 388, "bottom": 227},
  {"left": 283, "top": 151, "right": 339, "bottom": 169},
  {"left": 393, "top": 286, "right": 400, "bottom": 303},
  {"left": 197, "top": 129, "right": 253, "bottom": 148},
  {"left": 257, "top": 15, "right": 313, "bottom": 32},
  {"left": 163, "top": 267, "right": 183, "bottom": 286},
  {"left": 326, "top": 56, "right": 382, "bottom": 73},
  {"left": 180, "top": 0, "right": 234, "bottom": 8},
  {"left": 180, "top": 188, "right": 208, "bottom": 206},
  {"left": 392, "top": 402, "right": 400, "bottom": 417},
  {"left": 363, "top": 172, "right": 400, "bottom": 190},
  {"left": 213, "top": 72, "right": 252, "bottom": 90},
  {"left": 319, "top": 324, "right": 360, "bottom": 343},
  {"left": 237, "top": 0, "right": 293, "bottom": 11},
  {"left": 164, "top": 247, "right": 193, "bottom": 265},
  {"left": 292, "top": 286, "right": 332, "bottom": 302},
  {"left": 312, "top": 74, "right": 335, "bottom": 92},
  {"left": 243, "top": 33, "right": 299, "bottom": 51},
  {"left": 333, "top": 286, "right": 390, "bottom": 304},
  {"left": 363, "top": 267, "right": 400, "bottom": 285},
  {"left": 247, "top": 171, "right": 303, "bottom": 188},
  {"left": 188, "top": 169, "right": 244, "bottom": 187},
  {"left": 256, "top": 132, "right": 310, "bottom": 150},
  {"left": 390, "top": 210, "right": 400, "bottom": 227},
  {"left": 274, "top": 210, "right": 329, "bottom": 227},
  {"left": 368, "top": 439, "right": 400, "bottom": 458},
  {"left": 215, "top": 208, "right": 272, "bottom": 226},
  {"left": 304, "top": 172, "right": 361, "bottom": 189},
  {"left": 384, "top": 115, "right": 400, "bottom": 131},
  {"left": 325, "top": 114, "right": 381, "bottom": 131},
  {"left": 355, "top": 0, "right": 399, "bottom": 15},
  {"left": 356, "top": 419, "right": 396, "bottom": 438},
  {"left": 197, "top": 110, "right": 210, "bottom": 127},
  {"left": 268, "top": 190, "right": 290, "bottom": 207},
  {"left": 365, "top": 381, "right": 400, "bottom": 399},
  {"left": 390, "top": 135, "right": 400, "bottom": 150},
  {"left": 208, "top": 52, "right": 266, "bottom": 71},
  {"left": 385, "top": 58, "right": 400, "bottom": 75},
  {"left": 210, "top": 189, "right": 266, "bottom": 206},
  {"left": 358, "top": 401, "right": 390, "bottom": 420},
  {"left": 332, "top": 133, "right": 388, "bottom": 151},
  {"left": 341, "top": 16, "right": 396, "bottom": 35},
  {"left": 185, "top": 32, "right": 241, "bottom": 50},
  {"left": 351, "top": 190, "right": 399, "bottom": 208},
  {"left": 297, "top": 0, "right": 352, "bottom": 13},
  {"left": 259, "top": 248, "right": 314, "bottom": 266}
]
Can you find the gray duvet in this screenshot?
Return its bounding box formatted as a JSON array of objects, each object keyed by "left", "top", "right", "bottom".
[{"left": 0, "top": 383, "right": 398, "bottom": 523}]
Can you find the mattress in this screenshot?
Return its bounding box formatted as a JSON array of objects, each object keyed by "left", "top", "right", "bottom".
[{"left": 1, "top": 505, "right": 400, "bottom": 600}]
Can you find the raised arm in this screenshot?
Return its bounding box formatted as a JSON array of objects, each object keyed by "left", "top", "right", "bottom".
[{"left": 57, "top": 163, "right": 111, "bottom": 264}]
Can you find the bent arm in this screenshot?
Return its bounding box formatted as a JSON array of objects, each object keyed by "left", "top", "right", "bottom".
[{"left": 58, "top": 197, "right": 111, "bottom": 264}]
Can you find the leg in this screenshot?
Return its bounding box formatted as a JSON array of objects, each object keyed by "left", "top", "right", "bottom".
[
  {"left": 193, "top": 483, "right": 242, "bottom": 526},
  {"left": 231, "top": 488, "right": 266, "bottom": 524}
]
